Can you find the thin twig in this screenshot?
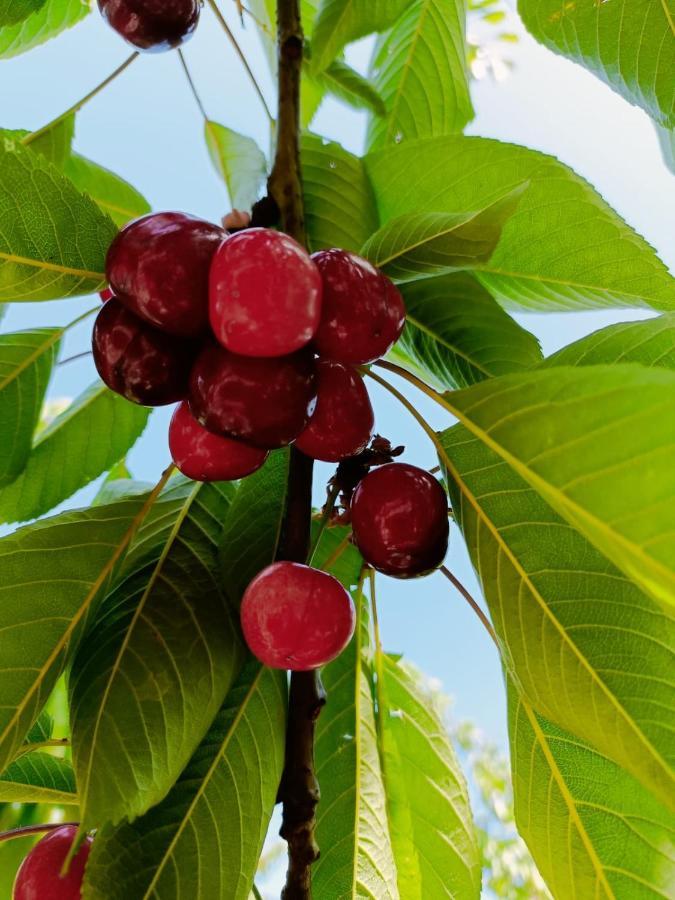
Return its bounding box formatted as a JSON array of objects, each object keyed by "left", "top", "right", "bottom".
[
  {"left": 440, "top": 565, "right": 499, "bottom": 648},
  {"left": 58, "top": 350, "right": 92, "bottom": 367},
  {"left": 0, "top": 823, "right": 79, "bottom": 844},
  {"left": 206, "top": 0, "right": 274, "bottom": 122},
  {"left": 177, "top": 49, "right": 209, "bottom": 121},
  {"left": 22, "top": 54, "right": 138, "bottom": 146}
]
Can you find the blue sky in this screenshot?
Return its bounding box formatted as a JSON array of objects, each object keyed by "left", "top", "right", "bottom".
[{"left": 2, "top": 1, "right": 674, "bottom": 750}]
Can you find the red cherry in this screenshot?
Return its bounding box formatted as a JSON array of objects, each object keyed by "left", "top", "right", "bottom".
[
  {"left": 13, "top": 825, "right": 93, "bottom": 900},
  {"left": 312, "top": 249, "right": 405, "bottom": 365},
  {"left": 240, "top": 562, "right": 355, "bottom": 670},
  {"left": 209, "top": 228, "right": 322, "bottom": 357},
  {"left": 169, "top": 401, "right": 268, "bottom": 481},
  {"left": 106, "top": 212, "right": 226, "bottom": 337},
  {"left": 97, "top": 0, "right": 199, "bottom": 52},
  {"left": 189, "top": 343, "right": 317, "bottom": 449},
  {"left": 99, "top": 287, "right": 114, "bottom": 302},
  {"left": 93, "top": 299, "right": 196, "bottom": 406},
  {"left": 351, "top": 463, "right": 449, "bottom": 578},
  {"left": 295, "top": 361, "right": 374, "bottom": 462}
]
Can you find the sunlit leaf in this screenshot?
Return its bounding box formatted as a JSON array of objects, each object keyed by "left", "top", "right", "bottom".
[
  {"left": 543, "top": 314, "right": 675, "bottom": 370},
  {"left": 0, "top": 0, "right": 88, "bottom": 58},
  {"left": 320, "top": 58, "right": 386, "bottom": 116},
  {"left": 205, "top": 121, "right": 267, "bottom": 210},
  {"left": 63, "top": 153, "right": 151, "bottom": 227},
  {"left": 310, "top": 0, "right": 408, "bottom": 73},
  {"left": 0, "top": 0, "right": 45, "bottom": 26}
]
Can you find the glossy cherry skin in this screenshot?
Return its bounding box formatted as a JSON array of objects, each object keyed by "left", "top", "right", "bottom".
[
  {"left": 295, "top": 361, "right": 374, "bottom": 462},
  {"left": 351, "top": 463, "right": 449, "bottom": 578},
  {"left": 169, "top": 401, "right": 269, "bottom": 482},
  {"left": 93, "top": 299, "right": 197, "bottom": 406},
  {"left": 210, "top": 228, "right": 322, "bottom": 357},
  {"left": 189, "top": 343, "right": 317, "bottom": 449},
  {"left": 240, "top": 562, "right": 355, "bottom": 670},
  {"left": 97, "top": 0, "right": 199, "bottom": 52},
  {"left": 13, "top": 825, "right": 93, "bottom": 900},
  {"left": 106, "top": 212, "right": 226, "bottom": 336},
  {"left": 312, "top": 249, "right": 405, "bottom": 365}
]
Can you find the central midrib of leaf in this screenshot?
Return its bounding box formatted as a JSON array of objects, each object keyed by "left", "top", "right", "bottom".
[
  {"left": 383, "top": 0, "right": 432, "bottom": 145},
  {"left": 404, "top": 312, "right": 491, "bottom": 377},
  {"left": 0, "top": 249, "right": 104, "bottom": 280}
]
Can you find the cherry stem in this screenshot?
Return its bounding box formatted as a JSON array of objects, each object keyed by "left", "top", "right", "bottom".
[
  {"left": 58, "top": 350, "right": 92, "bottom": 367},
  {"left": 177, "top": 49, "right": 209, "bottom": 121},
  {"left": 206, "top": 0, "right": 274, "bottom": 123},
  {"left": 368, "top": 568, "right": 387, "bottom": 747},
  {"left": 440, "top": 565, "right": 499, "bottom": 648},
  {"left": 0, "top": 822, "right": 78, "bottom": 844},
  {"left": 22, "top": 53, "right": 138, "bottom": 146},
  {"left": 234, "top": 0, "right": 273, "bottom": 34},
  {"left": 307, "top": 480, "right": 340, "bottom": 564}
]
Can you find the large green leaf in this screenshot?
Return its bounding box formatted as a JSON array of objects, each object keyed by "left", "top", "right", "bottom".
[
  {"left": 0, "top": 136, "right": 114, "bottom": 300},
  {"left": 0, "top": 328, "right": 60, "bottom": 487},
  {"left": 438, "top": 365, "right": 675, "bottom": 612},
  {"left": 509, "top": 684, "right": 675, "bottom": 898},
  {"left": 543, "top": 314, "right": 675, "bottom": 370},
  {"left": 440, "top": 423, "right": 675, "bottom": 809},
  {"left": 396, "top": 273, "right": 542, "bottom": 389},
  {"left": 0, "top": 752, "right": 76, "bottom": 805},
  {"left": 0, "top": 0, "right": 45, "bottom": 26},
  {"left": 0, "top": 496, "right": 156, "bottom": 774},
  {"left": 301, "top": 133, "right": 379, "bottom": 253},
  {"left": 310, "top": 0, "right": 408, "bottom": 72},
  {"left": 367, "top": 0, "right": 472, "bottom": 151},
  {"left": 313, "top": 588, "right": 399, "bottom": 898},
  {"left": 69, "top": 480, "right": 242, "bottom": 829},
  {"left": 361, "top": 185, "right": 527, "bottom": 281},
  {"left": 82, "top": 661, "right": 286, "bottom": 900},
  {"left": 205, "top": 121, "right": 267, "bottom": 211},
  {"left": 378, "top": 656, "right": 481, "bottom": 899},
  {"left": 0, "top": 382, "right": 150, "bottom": 525},
  {"left": 63, "top": 153, "right": 151, "bottom": 227},
  {"left": 365, "top": 136, "right": 675, "bottom": 312},
  {"left": 518, "top": 0, "right": 675, "bottom": 129},
  {"left": 0, "top": 0, "right": 88, "bottom": 59},
  {"left": 320, "top": 58, "right": 386, "bottom": 116}
]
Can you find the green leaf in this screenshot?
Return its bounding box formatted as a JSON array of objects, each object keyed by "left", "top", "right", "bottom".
[
  {"left": 0, "top": 0, "right": 45, "bottom": 26},
  {"left": 440, "top": 422, "right": 675, "bottom": 809},
  {"left": 69, "top": 480, "right": 242, "bottom": 829},
  {"left": 205, "top": 121, "right": 267, "bottom": 211},
  {"left": 0, "top": 0, "right": 88, "bottom": 58},
  {"left": 656, "top": 124, "right": 675, "bottom": 175},
  {"left": 310, "top": 0, "right": 408, "bottom": 73},
  {"left": 396, "top": 273, "right": 542, "bottom": 389},
  {"left": 0, "top": 752, "right": 76, "bottom": 805},
  {"left": 320, "top": 58, "right": 386, "bottom": 116},
  {"left": 0, "top": 382, "right": 150, "bottom": 525},
  {"left": 63, "top": 153, "right": 151, "bottom": 227},
  {"left": 361, "top": 184, "right": 527, "bottom": 281},
  {"left": 82, "top": 661, "right": 286, "bottom": 900},
  {"left": 0, "top": 328, "right": 61, "bottom": 487},
  {"left": 366, "top": 0, "right": 473, "bottom": 151},
  {"left": 509, "top": 683, "right": 675, "bottom": 898},
  {"left": 0, "top": 496, "right": 153, "bottom": 774},
  {"left": 543, "top": 314, "right": 675, "bottom": 370},
  {"left": 25, "top": 113, "right": 75, "bottom": 168},
  {"left": 378, "top": 657, "right": 481, "bottom": 899},
  {"left": 313, "top": 588, "right": 399, "bottom": 898},
  {"left": 518, "top": 0, "right": 675, "bottom": 129},
  {"left": 302, "top": 133, "right": 379, "bottom": 253},
  {"left": 23, "top": 710, "right": 53, "bottom": 745},
  {"left": 0, "top": 136, "right": 115, "bottom": 300},
  {"left": 365, "top": 136, "right": 675, "bottom": 312}
]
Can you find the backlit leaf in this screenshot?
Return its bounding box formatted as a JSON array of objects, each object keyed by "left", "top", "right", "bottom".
[
  {"left": 205, "top": 121, "right": 267, "bottom": 211},
  {"left": 543, "top": 314, "right": 675, "bottom": 370},
  {"left": 0, "top": 0, "right": 88, "bottom": 59},
  {"left": 0, "top": 752, "right": 76, "bottom": 805},
  {"left": 63, "top": 153, "right": 151, "bottom": 227},
  {"left": 310, "top": 0, "right": 408, "bottom": 73}
]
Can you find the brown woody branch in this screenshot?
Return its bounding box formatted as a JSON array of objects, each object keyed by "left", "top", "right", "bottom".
[{"left": 269, "top": 3, "right": 324, "bottom": 898}]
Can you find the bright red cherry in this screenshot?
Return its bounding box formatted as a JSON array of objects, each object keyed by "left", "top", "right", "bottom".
[
  {"left": 13, "top": 825, "right": 93, "bottom": 900},
  {"left": 99, "top": 287, "right": 114, "bottom": 302},
  {"left": 312, "top": 249, "right": 405, "bottom": 365},
  {"left": 295, "top": 361, "right": 374, "bottom": 462},
  {"left": 189, "top": 343, "right": 317, "bottom": 449},
  {"left": 240, "top": 562, "right": 355, "bottom": 670},
  {"left": 351, "top": 463, "right": 449, "bottom": 578},
  {"left": 93, "top": 299, "right": 196, "bottom": 406},
  {"left": 169, "top": 401, "right": 269, "bottom": 482},
  {"left": 209, "top": 228, "right": 322, "bottom": 357},
  {"left": 106, "top": 212, "right": 226, "bottom": 337},
  {"left": 97, "top": 0, "right": 200, "bottom": 52}
]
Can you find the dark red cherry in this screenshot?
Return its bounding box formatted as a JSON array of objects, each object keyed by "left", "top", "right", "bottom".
[
  {"left": 189, "top": 343, "right": 317, "bottom": 449},
  {"left": 13, "top": 825, "right": 93, "bottom": 900},
  {"left": 99, "top": 287, "right": 114, "bottom": 302},
  {"left": 312, "top": 249, "right": 405, "bottom": 365},
  {"left": 240, "top": 562, "right": 355, "bottom": 670},
  {"left": 210, "top": 228, "right": 322, "bottom": 357},
  {"left": 169, "top": 401, "right": 268, "bottom": 482},
  {"left": 351, "top": 463, "right": 449, "bottom": 578},
  {"left": 93, "top": 299, "right": 196, "bottom": 406},
  {"left": 97, "top": 0, "right": 200, "bottom": 52},
  {"left": 106, "top": 212, "right": 226, "bottom": 336},
  {"left": 295, "top": 361, "right": 374, "bottom": 462}
]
